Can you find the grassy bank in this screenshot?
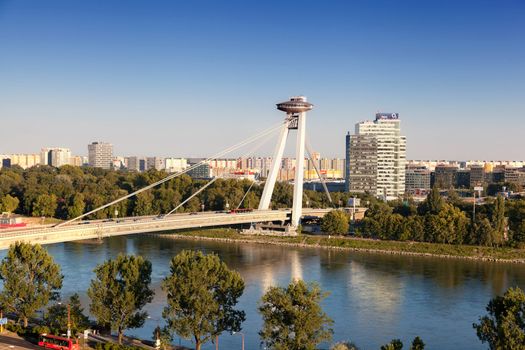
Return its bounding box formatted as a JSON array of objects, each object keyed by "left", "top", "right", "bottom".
[{"left": 162, "top": 228, "right": 525, "bottom": 263}]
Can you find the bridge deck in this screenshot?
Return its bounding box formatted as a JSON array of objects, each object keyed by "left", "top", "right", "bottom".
[{"left": 0, "top": 208, "right": 366, "bottom": 250}]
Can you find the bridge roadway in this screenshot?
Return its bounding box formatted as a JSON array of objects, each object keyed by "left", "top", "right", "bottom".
[{"left": 0, "top": 208, "right": 333, "bottom": 250}]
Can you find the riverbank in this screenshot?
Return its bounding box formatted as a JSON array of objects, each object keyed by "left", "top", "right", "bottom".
[{"left": 159, "top": 228, "right": 525, "bottom": 263}]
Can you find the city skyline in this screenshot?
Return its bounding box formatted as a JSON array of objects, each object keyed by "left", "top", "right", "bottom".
[{"left": 1, "top": 1, "right": 524, "bottom": 159}]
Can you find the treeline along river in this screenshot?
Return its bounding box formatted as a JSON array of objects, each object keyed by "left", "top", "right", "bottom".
[{"left": 2, "top": 233, "right": 525, "bottom": 349}]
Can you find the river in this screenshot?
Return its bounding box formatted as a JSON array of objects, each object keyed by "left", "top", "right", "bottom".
[{"left": 4, "top": 234, "right": 525, "bottom": 349}]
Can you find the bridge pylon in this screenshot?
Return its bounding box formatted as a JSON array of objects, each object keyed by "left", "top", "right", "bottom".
[{"left": 258, "top": 96, "right": 313, "bottom": 227}]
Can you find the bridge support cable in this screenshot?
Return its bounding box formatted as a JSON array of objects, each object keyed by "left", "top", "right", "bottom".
[
  {"left": 231, "top": 128, "right": 278, "bottom": 210},
  {"left": 164, "top": 177, "right": 220, "bottom": 217},
  {"left": 56, "top": 120, "right": 287, "bottom": 227},
  {"left": 235, "top": 173, "right": 259, "bottom": 210},
  {"left": 163, "top": 123, "right": 277, "bottom": 217},
  {"left": 305, "top": 138, "right": 334, "bottom": 206}
]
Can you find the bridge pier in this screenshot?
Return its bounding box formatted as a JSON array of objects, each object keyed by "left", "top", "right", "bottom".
[{"left": 258, "top": 96, "right": 313, "bottom": 227}]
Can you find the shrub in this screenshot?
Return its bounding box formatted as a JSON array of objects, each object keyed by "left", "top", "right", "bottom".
[{"left": 321, "top": 210, "right": 350, "bottom": 235}]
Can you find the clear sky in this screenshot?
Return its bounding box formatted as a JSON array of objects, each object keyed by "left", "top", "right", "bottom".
[{"left": 1, "top": 0, "right": 524, "bottom": 160}]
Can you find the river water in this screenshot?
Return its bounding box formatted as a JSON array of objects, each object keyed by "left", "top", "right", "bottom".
[{"left": 5, "top": 234, "right": 525, "bottom": 349}]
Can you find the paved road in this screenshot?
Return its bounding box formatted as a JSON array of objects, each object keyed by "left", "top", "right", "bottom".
[{"left": 0, "top": 333, "right": 39, "bottom": 350}]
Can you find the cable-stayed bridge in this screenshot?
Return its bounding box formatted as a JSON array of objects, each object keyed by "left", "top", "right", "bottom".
[
  {"left": 0, "top": 96, "right": 365, "bottom": 249},
  {"left": 0, "top": 208, "right": 343, "bottom": 249}
]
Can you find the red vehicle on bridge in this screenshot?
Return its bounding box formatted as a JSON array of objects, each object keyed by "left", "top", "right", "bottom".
[
  {"left": 0, "top": 214, "right": 27, "bottom": 229},
  {"left": 38, "top": 334, "right": 79, "bottom": 350}
]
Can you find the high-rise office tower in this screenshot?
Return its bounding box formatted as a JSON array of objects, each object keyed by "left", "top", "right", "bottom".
[
  {"left": 347, "top": 113, "right": 406, "bottom": 200},
  {"left": 345, "top": 132, "right": 351, "bottom": 191},
  {"left": 88, "top": 142, "right": 113, "bottom": 169}
]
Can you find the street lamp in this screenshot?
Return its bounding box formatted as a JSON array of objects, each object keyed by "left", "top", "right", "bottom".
[
  {"left": 232, "top": 331, "right": 244, "bottom": 350},
  {"left": 147, "top": 316, "right": 161, "bottom": 349}
]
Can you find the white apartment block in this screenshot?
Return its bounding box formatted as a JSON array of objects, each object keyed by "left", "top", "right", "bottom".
[
  {"left": 40, "top": 147, "right": 72, "bottom": 167},
  {"left": 0, "top": 154, "right": 41, "bottom": 169},
  {"left": 349, "top": 113, "right": 406, "bottom": 200},
  {"left": 165, "top": 158, "right": 188, "bottom": 173}
]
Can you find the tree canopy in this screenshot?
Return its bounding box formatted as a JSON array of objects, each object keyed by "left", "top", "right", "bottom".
[
  {"left": 321, "top": 210, "right": 350, "bottom": 235},
  {"left": 45, "top": 293, "right": 90, "bottom": 336},
  {"left": 380, "top": 339, "right": 403, "bottom": 350},
  {"left": 162, "top": 250, "right": 245, "bottom": 350},
  {"left": 88, "top": 254, "right": 154, "bottom": 344},
  {"left": 259, "top": 279, "right": 333, "bottom": 350},
  {"left": 474, "top": 287, "right": 525, "bottom": 349},
  {"left": 0, "top": 194, "right": 19, "bottom": 213},
  {"left": 0, "top": 242, "right": 63, "bottom": 327}
]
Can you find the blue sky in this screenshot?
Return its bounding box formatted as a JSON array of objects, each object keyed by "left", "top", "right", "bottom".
[{"left": 1, "top": 0, "right": 524, "bottom": 160}]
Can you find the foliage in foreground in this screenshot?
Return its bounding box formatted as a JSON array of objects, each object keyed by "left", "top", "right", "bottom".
[
  {"left": 331, "top": 341, "right": 360, "bottom": 350},
  {"left": 162, "top": 250, "right": 245, "bottom": 350},
  {"left": 45, "top": 293, "right": 90, "bottom": 335},
  {"left": 0, "top": 242, "right": 63, "bottom": 327},
  {"left": 380, "top": 337, "right": 425, "bottom": 350},
  {"left": 88, "top": 254, "right": 154, "bottom": 344},
  {"left": 259, "top": 279, "right": 334, "bottom": 350},
  {"left": 95, "top": 343, "right": 144, "bottom": 350},
  {"left": 474, "top": 287, "right": 525, "bottom": 349}
]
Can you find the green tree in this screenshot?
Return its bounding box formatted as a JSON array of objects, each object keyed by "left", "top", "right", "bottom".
[
  {"left": 67, "top": 193, "right": 85, "bottom": 219},
  {"left": 491, "top": 195, "right": 506, "bottom": 246},
  {"left": 404, "top": 216, "right": 425, "bottom": 241},
  {"left": 380, "top": 339, "right": 403, "bottom": 350},
  {"left": 381, "top": 213, "right": 404, "bottom": 240},
  {"left": 45, "top": 293, "right": 90, "bottom": 335},
  {"left": 331, "top": 341, "right": 359, "bottom": 350},
  {"left": 259, "top": 279, "right": 333, "bottom": 350},
  {"left": 162, "top": 250, "right": 245, "bottom": 350},
  {"left": 0, "top": 194, "right": 19, "bottom": 213},
  {"left": 419, "top": 186, "right": 443, "bottom": 215},
  {"left": 359, "top": 201, "right": 393, "bottom": 238},
  {"left": 508, "top": 200, "right": 525, "bottom": 244},
  {"left": 474, "top": 287, "right": 525, "bottom": 349},
  {"left": 410, "top": 337, "right": 425, "bottom": 350},
  {"left": 88, "top": 254, "right": 154, "bottom": 344},
  {"left": 32, "top": 193, "right": 58, "bottom": 217},
  {"left": 321, "top": 210, "right": 350, "bottom": 235},
  {"left": 133, "top": 191, "right": 155, "bottom": 216},
  {"left": 424, "top": 203, "right": 469, "bottom": 244},
  {"left": 475, "top": 218, "right": 496, "bottom": 247},
  {"left": 0, "top": 242, "right": 63, "bottom": 327}
]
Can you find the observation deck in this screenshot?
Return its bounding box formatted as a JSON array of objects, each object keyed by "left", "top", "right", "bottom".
[{"left": 276, "top": 96, "right": 313, "bottom": 114}]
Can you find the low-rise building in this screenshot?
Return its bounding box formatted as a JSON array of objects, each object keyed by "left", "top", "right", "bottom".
[
  {"left": 432, "top": 164, "right": 459, "bottom": 189},
  {"left": 405, "top": 164, "right": 431, "bottom": 193},
  {"left": 187, "top": 162, "right": 212, "bottom": 179},
  {"left": 505, "top": 168, "right": 525, "bottom": 188},
  {"left": 469, "top": 164, "right": 485, "bottom": 188}
]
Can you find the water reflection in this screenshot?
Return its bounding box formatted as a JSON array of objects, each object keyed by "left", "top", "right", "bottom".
[{"left": 2, "top": 234, "right": 525, "bottom": 350}]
